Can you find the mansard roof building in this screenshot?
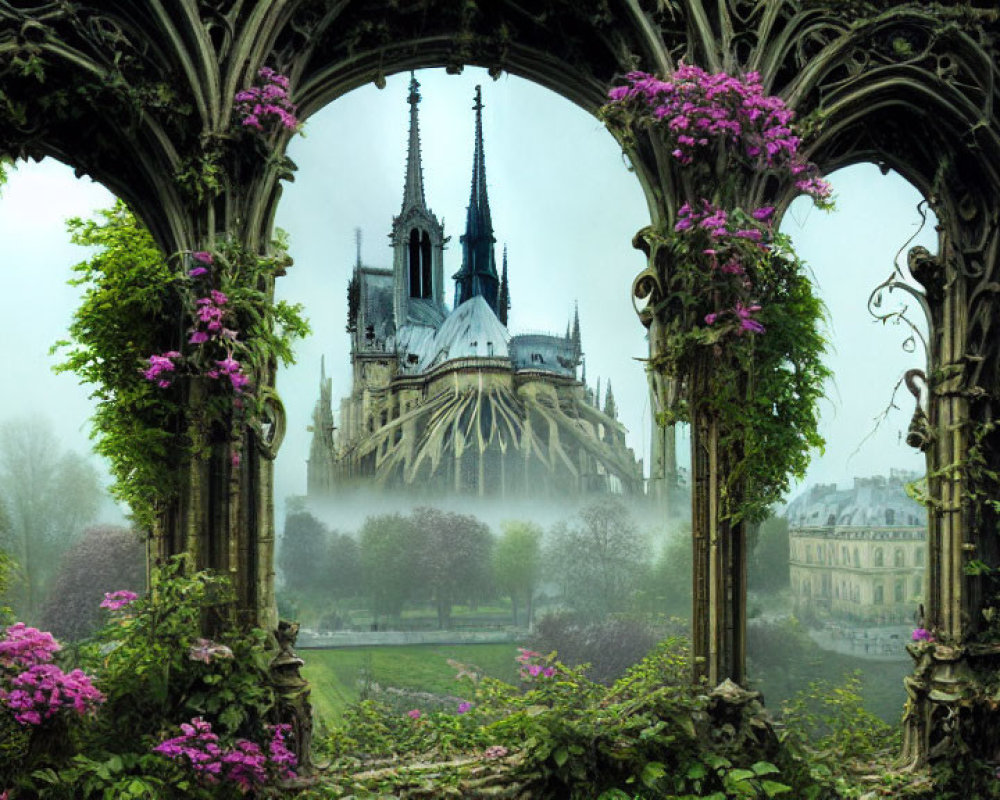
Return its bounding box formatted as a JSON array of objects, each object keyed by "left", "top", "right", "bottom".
[
  {"left": 786, "top": 471, "right": 926, "bottom": 626},
  {"left": 307, "top": 75, "right": 642, "bottom": 499}
]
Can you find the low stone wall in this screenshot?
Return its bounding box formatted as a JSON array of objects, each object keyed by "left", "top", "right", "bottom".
[{"left": 298, "top": 629, "right": 521, "bottom": 649}]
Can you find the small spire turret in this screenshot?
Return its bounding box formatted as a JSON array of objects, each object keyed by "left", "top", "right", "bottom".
[{"left": 499, "top": 244, "right": 510, "bottom": 326}]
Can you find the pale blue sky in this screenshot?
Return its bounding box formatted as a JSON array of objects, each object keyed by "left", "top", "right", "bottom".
[{"left": 0, "top": 67, "right": 933, "bottom": 519}]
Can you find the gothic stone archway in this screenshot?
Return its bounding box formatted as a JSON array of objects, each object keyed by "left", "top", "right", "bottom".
[{"left": 2, "top": 0, "right": 999, "bottom": 765}]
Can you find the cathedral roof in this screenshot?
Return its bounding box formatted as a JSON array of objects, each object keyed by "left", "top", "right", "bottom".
[{"left": 415, "top": 296, "right": 510, "bottom": 371}]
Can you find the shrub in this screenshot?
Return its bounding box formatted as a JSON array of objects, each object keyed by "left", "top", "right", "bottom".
[{"left": 37, "top": 525, "right": 145, "bottom": 642}]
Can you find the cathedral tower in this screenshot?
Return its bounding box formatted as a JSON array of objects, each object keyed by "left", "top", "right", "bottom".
[{"left": 391, "top": 73, "right": 446, "bottom": 328}]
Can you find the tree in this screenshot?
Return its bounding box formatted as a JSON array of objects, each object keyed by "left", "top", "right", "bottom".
[
  {"left": 546, "top": 499, "right": 648, "bottom": 619},
  {"left": 359, "top": 513, "right": 418, "bottom": 624},
  {"left": 412, "top": 507, "right": 494, "bottom": 630},
  {"left": 492, "top": 520, "right": 542, "bottom": 626},
  {"left": 327, "top": 531, "right": 362, "bottom": 600},
  {"left": 37, "top": 525, "right": 146, "bottom": 640},
  {"left": 278, "top": 510, "right": 328, "bottom": 594},
  {"left": 0, "top": 417, "right": 102, "bottom": 620}
]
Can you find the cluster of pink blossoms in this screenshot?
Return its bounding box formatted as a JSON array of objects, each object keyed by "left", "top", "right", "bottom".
[
  {"left": 516, "top": 648, "right": 556, "bottom": 680},
  {"left": 0, "top": 623, "right": 104, "bottom": 726},
  {"left": 607, "top": 64, "right": 832, "bottom": 204},
  {"left": 674, "top": 200, "right": 773, "bottom": 335},
  {"left": 143, "top": 351, "right": 182, "bottom": 388},
  {"left": 0, "top": 623, "right": 60, "bottom": 668},
  {"left": 100, "top": 589, "right": 139, "bottom": 611},
  {"left": 2, "top": 664, "right": 105, "bottom": 725},
  {"left": 143, "top": 250, "right": 252, "bottom": 398},
  {"left": 153, "top": 716, "right": 296, "bottom": 792},
  {"left": 234, "top": 67, "right": 299, "bottom": 133}
]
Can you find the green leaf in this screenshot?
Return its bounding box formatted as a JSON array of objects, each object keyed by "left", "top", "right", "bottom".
[
  {"left": 761, "top": 780, "right": 792, "bottom": 797},
  {"left": 751, "top": 760, "right": 780, "bottom": 776},
  {"left": 552, "top": 746, "right": 569, "bottom": 767},
  {"left": 641, "top": 760, "right": 667, "bottom": 787}
]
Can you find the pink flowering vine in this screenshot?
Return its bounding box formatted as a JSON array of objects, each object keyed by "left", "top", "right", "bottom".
[
  {"left": 234, "top": 67, "right": 299, "bottom": 133},
  {"left": 606, "top": 63, "right": 832, "bottom": 204}
]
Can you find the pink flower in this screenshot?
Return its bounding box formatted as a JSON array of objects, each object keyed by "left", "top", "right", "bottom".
[
  {"left": 210, "top": 289, "right": 228, "bottom": 306},
  {"left": 484, "top": 745, "right": 508, "bottom": 759},
  {"left": 189, "top": 330, "right": 209, "bottom": 345},
  {"left": 100, "top": 590, "right": 138, "bottom": 611},
  {"left": 188, "top": 266, "right": 209, "bottom": 277},
  {"left": 704, "top": 312, "right": 718, "bottom": 325},
  {"left": 407, "top": 709, "right": 421, "bottom": 719},
  {"left": 751, "top": 206, "right": 775, "bottom": 221},
  {"left": 912, "top": 628, "right": 934, "bottom": 642},
  {"left": 457, "top": 701, "right": 472, "bottom": 714},
  {"left": 192, "top": 251, "right": 214, "bottom": 265},
  {"left": 230, "top": 450, "right": 241, "bottom": 469}
]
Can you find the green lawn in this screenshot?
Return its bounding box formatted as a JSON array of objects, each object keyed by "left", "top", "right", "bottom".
[{"left": 301, "top": 643, "right": 522, "bottom": 722}]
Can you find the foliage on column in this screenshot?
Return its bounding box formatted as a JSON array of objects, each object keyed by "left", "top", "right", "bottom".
[{"left": 602, "top": 64, "right": 832, "bottom": 683}]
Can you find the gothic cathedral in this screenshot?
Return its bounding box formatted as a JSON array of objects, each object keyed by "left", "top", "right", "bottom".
[{"left": 307, "top": 75, "right": 642, "bottom": 499}]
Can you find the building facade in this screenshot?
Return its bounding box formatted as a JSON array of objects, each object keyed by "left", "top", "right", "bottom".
[
  {"left": 307, "top": 76, "right": 642, "bottom": 499},
  {"left": 787, "top": 471, "right": 926, "bottom": 626}
]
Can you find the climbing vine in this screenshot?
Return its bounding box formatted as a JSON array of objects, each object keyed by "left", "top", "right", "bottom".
[
  {"left": 602, "top": 65, "right": 832, "bottom": 524},
  {"left": 56, "top": 203, "right": 308, "bottom": 529}
]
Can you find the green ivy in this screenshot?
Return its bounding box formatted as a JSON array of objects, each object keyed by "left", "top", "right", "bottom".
[
  {"left": 53, "top": 200, "right": 181, "bottom": 530},
  {"left": 53, "top": 202, "right": 309, "bottom": 529}
]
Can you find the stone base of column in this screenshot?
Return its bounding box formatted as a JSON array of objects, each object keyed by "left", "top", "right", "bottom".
[
  {"left": 270, "top": 619, "right": 314, "bottom": 776},
  {"left": 901, "top": 641, "right": 1000, "bottom": 769}
]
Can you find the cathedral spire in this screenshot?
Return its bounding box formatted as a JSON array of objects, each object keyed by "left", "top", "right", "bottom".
[
  {"left": 401, "top": 72, "right": 427, "bottom": 212},
  {"left": 499, "top": 244, "right": 510, "bottom": 326},
  {"left": 453, "top": 85, "right": 500, "bottom": 313}
]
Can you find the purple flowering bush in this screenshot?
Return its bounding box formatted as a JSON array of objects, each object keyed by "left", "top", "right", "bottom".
[
  {"left": 0, "top": 558, "right": 291, "bottom": 799},
  {"left": 602, "top": 64, "right": 831, "bottom": 524}
]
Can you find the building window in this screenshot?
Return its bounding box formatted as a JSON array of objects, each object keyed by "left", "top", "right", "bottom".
[
  {"left": 885, "top": 508, "right": 896, "bottom": 525},
  {"left": 842, "top": 546, "right": 849, "bottom": 565},
  {"left": 894, "top": 548, "right": 905, "bottom": 568},
  {"left": 421, "top": 231, "right": 432, "bottom": 299},
  {"left": 853, "top": 548, "right": 860, "bottom": 568},
  {"left": 895, "top": 580, "right": 904, "bottom": 603},
  {"left": 914, "top": 576, "right": 922, "bottom": 597},
  {"left": 874, "top": 585, "right": 884, "bottom": 605},
  {"left": 408, "top": 228, "right": 433, "bottom": 299},
  {"left": 874, "top": 548, "right": 884, "bottom": 567},
  {"left": 915, "top": 548, "right": 924, "bottom": 567},
  {"left": 806, "top": 545, "right": 813, "bottom": 564}
]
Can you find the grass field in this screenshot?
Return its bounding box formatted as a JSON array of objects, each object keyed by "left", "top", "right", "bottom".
[
  {"left": 301, "top": 635, "right": 910, "bottom": 726},
  {"left": 301, "top": 643, "right": 522, "bottom": 723}
]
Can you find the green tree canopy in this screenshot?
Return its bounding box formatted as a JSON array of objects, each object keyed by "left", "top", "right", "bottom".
[
  {"left": 547, "top": 499, "right": 648, "bottom": 619},
  {"left": 359, "top": 513, "right": 418, "bottom": 623},
  {"left": 493, "top": 520, "right": 542, "bottom": 627},
  {"left": 412, "top": 507, "right": 494, "bottom": 630}
]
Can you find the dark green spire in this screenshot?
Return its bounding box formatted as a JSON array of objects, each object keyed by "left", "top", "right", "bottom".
[{"left": 453, "top": 85, "right": 500, "bottom": 312}]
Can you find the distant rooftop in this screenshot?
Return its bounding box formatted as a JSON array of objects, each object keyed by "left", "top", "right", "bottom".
[{"left": 785, "top": 471, "right": 925, "bottom": 528}]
